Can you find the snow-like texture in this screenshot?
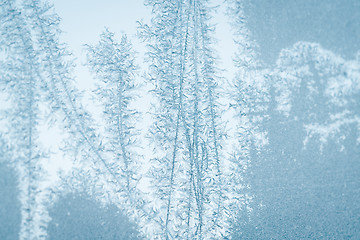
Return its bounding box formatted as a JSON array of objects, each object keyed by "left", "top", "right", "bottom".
[
  {"left": 0, "top": 0, "right": 359, "bottom": 239},
  {"left": 47, "top": 193, "right": 140, "bottom": 239},
  {"left": 231, "top": 41, "right": 360, "bottom": 239},
  {"left": 273, "top": 42, "right": 360, "bottom": 150},
  {"left": 225, "top": 1, "right": 270, "bottom": 233},
  {"left": 0, "top": 137, "right": 21, "bottom": 239}
]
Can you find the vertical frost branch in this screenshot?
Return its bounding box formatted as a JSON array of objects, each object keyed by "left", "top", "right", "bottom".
[
  {"left": 85, "top": 29, "right": 146, "bottom": 225},
  {"left": 0, "top": 1, "right": 49, "bottom": 239},
  {"left": 140, "top": 0, "right": 228, "bottom": 238},
  {"left": 19, "top": 0, "right": 122, "bottom": 186}
]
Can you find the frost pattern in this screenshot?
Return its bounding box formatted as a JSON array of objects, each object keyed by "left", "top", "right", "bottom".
[
  {"left": 140, "top": 0, "right": 229, "bottom": 238},
  {"left": 0, "top": 0, "right": 359, "bottom": 239}
]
